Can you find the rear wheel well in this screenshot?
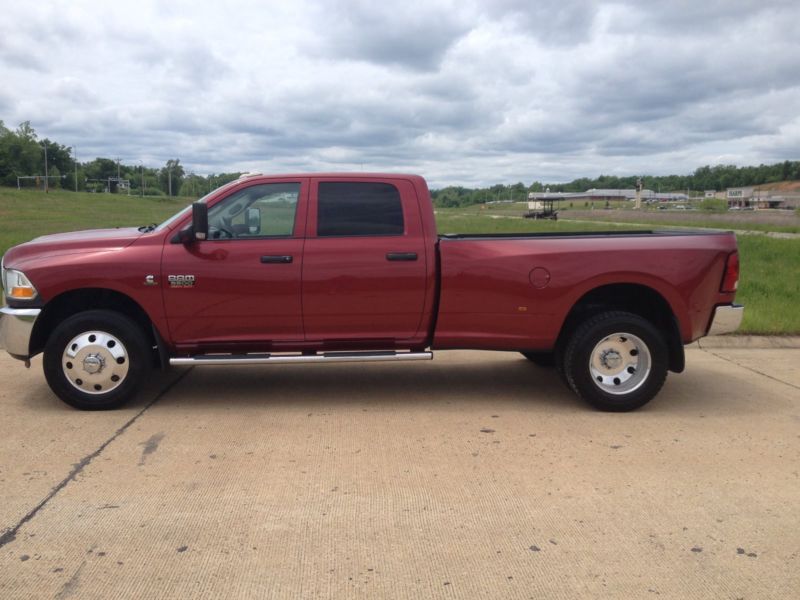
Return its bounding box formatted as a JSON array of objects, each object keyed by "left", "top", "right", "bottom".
[
  {"left": 30, "top": 289, "right": 158, "bottom": 364},
  {"left": 557, "top": 284, "right": 684, "bottom": 373}
]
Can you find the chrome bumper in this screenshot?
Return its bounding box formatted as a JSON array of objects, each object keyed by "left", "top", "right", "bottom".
[
  {"left": 707, "top": 304, "right": 744, "bottom": 336},
  {"left": 0, "top": 306, "right": 41, "bottom": 359}
]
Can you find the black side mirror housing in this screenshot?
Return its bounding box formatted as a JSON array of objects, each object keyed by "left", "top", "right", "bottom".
[
  {"left": 191, "top": 202, "right": 208, "bottom": 241},
  {"left": 246, "top": 207, "right": 261, "bottom": 234}
]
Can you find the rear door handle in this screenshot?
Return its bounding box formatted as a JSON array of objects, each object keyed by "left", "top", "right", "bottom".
[
  {"left": 386, "top": 252, "right": 418, "bottom": 261},
  {"left": 261, "top": 255, "right": 293, "bottom": 264}
]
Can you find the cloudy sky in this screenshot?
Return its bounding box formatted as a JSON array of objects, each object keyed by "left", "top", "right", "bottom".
[{"left": 1, "top": 0, "right": 798, "bottom": 187}]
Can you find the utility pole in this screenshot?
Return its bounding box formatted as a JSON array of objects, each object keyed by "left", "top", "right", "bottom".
[
  {"left": 42, "top": 143, "right": 49, "bottom": 193},
  {"left": 73, "top": 146, "right": 78, "bottom": 192},
  {"left": 140, "top": 162, "right": 144, "bottom": 197},
  {"left": 635, "top": 177, "right": 642, "bottom": 209}
]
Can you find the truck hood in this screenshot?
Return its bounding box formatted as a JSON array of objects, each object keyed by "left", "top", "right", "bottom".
[{"left": 2, "top": 228, "right": 143, "bottom": 267}]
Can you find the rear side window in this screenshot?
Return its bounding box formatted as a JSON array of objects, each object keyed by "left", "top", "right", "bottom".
[{"left": 317, "top": 182, "right": 404, "bottom": 236}]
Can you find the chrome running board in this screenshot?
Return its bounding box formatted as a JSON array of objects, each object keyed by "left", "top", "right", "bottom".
[{"left": 170, "top": 350, "right": 433, "bottom": 366}]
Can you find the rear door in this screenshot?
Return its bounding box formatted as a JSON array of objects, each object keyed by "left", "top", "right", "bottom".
[{"left": 302, "top": 178, "right": 428, "bottom": 343}]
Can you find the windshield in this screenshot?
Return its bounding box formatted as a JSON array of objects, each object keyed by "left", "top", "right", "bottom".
[{"left": 153, "top": 180, "right": 243, "bottom": 232}]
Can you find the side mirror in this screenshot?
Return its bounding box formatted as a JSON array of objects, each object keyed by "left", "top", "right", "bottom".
[
  {"left": 191, "top": 202, "right": 208, "bottom": 241},
  {"left": 246, "top": 207, "right": 261, "bottom": 234}
]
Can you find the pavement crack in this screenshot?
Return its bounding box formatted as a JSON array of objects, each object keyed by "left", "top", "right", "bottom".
[
  {"left": 702, "top": 349, "right": 800, "bottom": 392},
  {"left": 0, "top": 368, "right": 193, "bottom": 549}
]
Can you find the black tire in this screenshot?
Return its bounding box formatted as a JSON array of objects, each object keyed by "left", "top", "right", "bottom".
[
  {"left": 563, "top": 311, "right": 668, "bottom": 412},
  {"left": 43, "top": 310, "right": 151, "bottom": 410},
  {"left": 520, "top": 351, "right": 556, "bottom": 367}
]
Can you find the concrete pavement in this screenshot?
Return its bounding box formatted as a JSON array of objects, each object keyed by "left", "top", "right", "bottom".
[{"left": 0, "top": 349, "right": 798, "bottom": 599}]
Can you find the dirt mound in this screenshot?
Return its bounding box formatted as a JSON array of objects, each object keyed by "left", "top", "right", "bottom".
[{"left": 754, "top": 180, "right": 800, "bottom": 192}]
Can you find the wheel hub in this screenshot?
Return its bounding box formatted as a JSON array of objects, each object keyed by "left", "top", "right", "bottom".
[
  {"left": 82, "top": 353, "right": 106, "bottom": 374},
  {"left": 589, "top": 333, "right": 651, "bottom": 395},
  {"left": 62, "top": 330, "right": 129, "bottom": 395},
  {"left": 600, "top": 349, "right": 622, "bottom": 370}
]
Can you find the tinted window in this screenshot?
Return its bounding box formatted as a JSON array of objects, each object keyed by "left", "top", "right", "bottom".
[{"left": 317, "top": 182, "right": 404, "bottom": 236}]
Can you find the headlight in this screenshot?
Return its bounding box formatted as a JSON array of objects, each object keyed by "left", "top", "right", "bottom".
[{"left": 3, "top": 268, "right": 38, "bottom": 300}]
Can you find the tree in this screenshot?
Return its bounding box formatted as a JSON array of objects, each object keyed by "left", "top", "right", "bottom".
[
  {"left": 49, "top": 166, "right": 61, "bottom": 189},
  {"left": 160, "top": 159, "right": 185, "bottom": 196}
]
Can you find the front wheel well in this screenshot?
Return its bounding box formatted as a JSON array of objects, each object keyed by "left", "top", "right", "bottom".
[
  {"left": 30, "top": 289, "right": 158, "bottom": 363},
  {"left": 557, "top": 283, "right": 684, "bottom": 373}
]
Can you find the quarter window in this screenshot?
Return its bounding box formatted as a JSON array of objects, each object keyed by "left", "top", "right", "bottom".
[{"left": 317, "top": 182, "right": 404, "bottom": 236}]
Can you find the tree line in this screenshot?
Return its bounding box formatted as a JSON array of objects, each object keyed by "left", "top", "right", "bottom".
[
  {"left": 2, "top": 121, "right": 798, "bottom": 205},
  {"left": 432, "top": 162, "right": 800, "bottom": 207},
  {"left": 0, "top": 121, "right": 242, "bottom": 197}
]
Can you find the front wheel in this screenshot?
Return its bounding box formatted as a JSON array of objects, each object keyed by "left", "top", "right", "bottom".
[
  {"left": 563, "top": 311, "right": 668, "bottom": 412},
  {"left": 43, "top": 310, "right": 151, "bottom": 410}
]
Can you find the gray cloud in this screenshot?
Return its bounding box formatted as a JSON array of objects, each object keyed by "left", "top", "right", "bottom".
[
  {"left": 0, "top": 0, "right": 798, "bottom": 187},
  {"left": 308, "top": 0, "right": 471, "bottom": 71},
  {"left": 479, "top": 0, "right": 599, "bottom": 45}
]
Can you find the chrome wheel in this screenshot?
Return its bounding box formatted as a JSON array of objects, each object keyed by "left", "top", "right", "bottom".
[
  {"left": 589, "top": 332, "right": 651, "bottom": 395},
  {"left": 61, "top": 330, "right": 130, "bottom": 395}
]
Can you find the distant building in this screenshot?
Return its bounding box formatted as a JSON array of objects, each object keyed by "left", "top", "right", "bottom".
[
  {"left": 527, "top": 189, "right": 687, "bottom": 203},
  {"left": 725, "top": 187, "right": 799, "bottom": 209}
]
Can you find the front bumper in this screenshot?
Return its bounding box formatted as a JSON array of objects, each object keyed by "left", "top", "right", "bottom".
[
  {"left": 0, "top": 306, "right": 41, "bottom": 359},
  {"left": 707, "top": 304, "right": 744, "bottom": 336}
]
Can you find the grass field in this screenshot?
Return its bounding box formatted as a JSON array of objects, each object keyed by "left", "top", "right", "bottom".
[
  {"left": 0, "top": 188, "right": 192, "bottom": 257},
  {"left": 1, "top": 188, "right": 798, "bottom": 334},
  {"left": 734, "top": 235, "right": 800, "bottom": 334},
  {"left": 468, "top": 202, "right": 800, "bottom": 233},
  {"left": 435, "top": 210, "right": 647, "bottom": 235}
]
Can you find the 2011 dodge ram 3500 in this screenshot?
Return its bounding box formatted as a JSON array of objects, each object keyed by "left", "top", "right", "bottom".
[{"left": 0, "top": 173, "right": 743, "bottom": 411}]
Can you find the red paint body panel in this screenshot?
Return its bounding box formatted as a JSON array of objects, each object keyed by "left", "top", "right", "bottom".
[
  {"left": 1, "top": 173, "right": 739, "bottom": 359},
  {"left": 302, "top": 176, "right": 431, "bottom": 345},
  {"left": 160, "top": 177, "right": 309, "bottom": 348},
  {"left": 7, "top": 233, "right": 170, "bottom": 342},
  {"left": 433, "top": 233, "right": 737, "bottom": 349}
]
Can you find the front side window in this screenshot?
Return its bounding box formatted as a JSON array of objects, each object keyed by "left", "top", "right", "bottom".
[
  {"left": 207, "top": 183, "right": 300, "bottom": 239},
  {"left": 317, "top": 182, "right": 404, "bottom": 237}
]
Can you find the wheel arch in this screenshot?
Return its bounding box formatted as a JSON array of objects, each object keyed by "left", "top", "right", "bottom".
[
  {"left": 556, "top": 282, "right": 685, "bottom": 373},
  {"left": 30, "top": 288, "right": 163, "bottom": 365}
]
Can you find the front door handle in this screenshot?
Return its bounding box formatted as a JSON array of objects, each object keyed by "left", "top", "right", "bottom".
[
  {"left": 261, "top": 255, "right": 293, "bottom": 264},
  {"left": 386, "top": 252, "right": 418, "bottom": 261}
]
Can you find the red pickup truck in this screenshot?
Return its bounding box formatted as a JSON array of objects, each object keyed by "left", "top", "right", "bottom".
[{"left": 1, "top": 173, "right": 742, "bottom": 411}]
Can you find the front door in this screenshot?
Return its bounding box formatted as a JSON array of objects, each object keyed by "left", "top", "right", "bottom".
[{"left": 161, "top": 179, "right": 308, "bottom": 348}]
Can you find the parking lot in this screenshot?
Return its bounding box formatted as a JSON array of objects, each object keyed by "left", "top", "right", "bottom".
[{"left": 1, "top": 347, "right": 798, "bottom": 599}]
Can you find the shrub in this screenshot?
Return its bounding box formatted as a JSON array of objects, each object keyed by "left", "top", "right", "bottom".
[{"left": 698, "top": 198, "right": 728, "bottom": 212}]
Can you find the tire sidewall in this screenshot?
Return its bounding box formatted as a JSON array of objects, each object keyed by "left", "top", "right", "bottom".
[{"left": 43, "top": 310, "right": 150, "bottom": 410}]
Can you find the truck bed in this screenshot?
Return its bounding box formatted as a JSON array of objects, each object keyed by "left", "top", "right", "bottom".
[{"left": 433, "top": 229, "right": 738, "bottom": 350}]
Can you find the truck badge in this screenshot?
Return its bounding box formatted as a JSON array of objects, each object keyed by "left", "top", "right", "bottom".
[
  {"left": 168, "top": 274, "right": 196, "bottom": 288},
  {"left": 144, "top": 275, "right": 157, "bottom": 286}
]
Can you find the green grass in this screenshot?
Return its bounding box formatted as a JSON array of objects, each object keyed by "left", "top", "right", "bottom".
[
  {"left": 1, "top": 188, "right": 797, "bottom": 334},
  {"left": 435, "top": 211, "right": 647, "bottom": 235},
  {"left": 0, "top": 188, "right": 192, "bottom": 257},
  {"left": 562, "top": 213, "right": 800, "bottom": 234},
  {"left": 735, "top": 235, "right": 800, "bottom": 334},
  {"left": 449, "top": 201, "right": 800, "bottom": 233}
]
